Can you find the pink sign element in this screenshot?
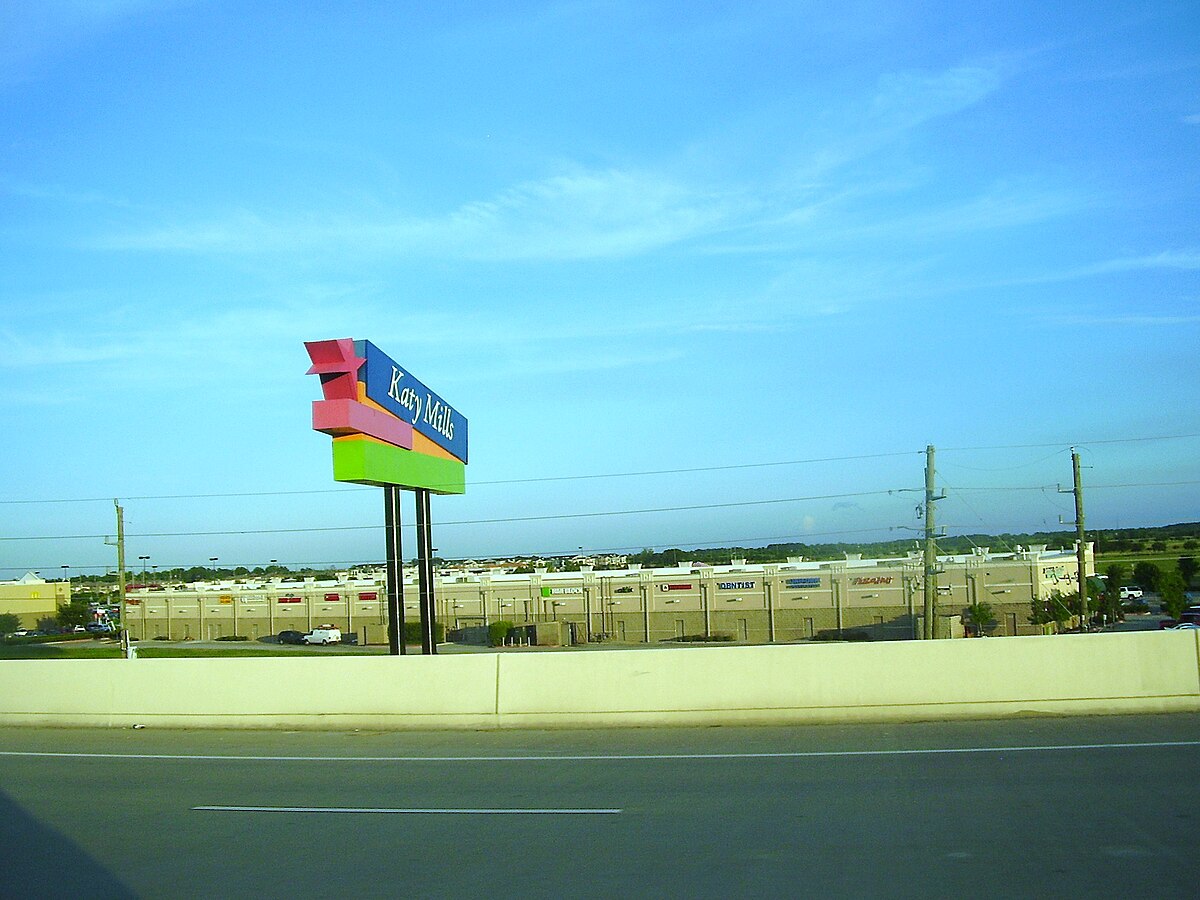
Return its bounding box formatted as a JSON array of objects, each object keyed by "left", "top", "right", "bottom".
[
  {"left": 304, "top": 339, "right": 365, "bottom": 401},
  {"left": 312, "top": 399, "right": 414, "bottom": 449}
]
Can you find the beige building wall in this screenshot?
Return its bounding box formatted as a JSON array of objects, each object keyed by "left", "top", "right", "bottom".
[{"left": 121, "top": 545, "right": 1094, "bottom": 644}]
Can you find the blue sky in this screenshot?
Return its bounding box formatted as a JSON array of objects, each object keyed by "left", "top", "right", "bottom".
[{"left": 2, "top": 0, "right": 1198, "bottom": 577}]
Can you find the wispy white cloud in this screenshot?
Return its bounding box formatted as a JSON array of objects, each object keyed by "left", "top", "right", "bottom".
[
  {"left": 0, "top": 0, "right": 189, "bottom": 86},
  {"left": 0, "top": 326, "right": 137, "bottom": 368},
  {"left": 359, "top": 301, "right": 797, "bottom": 357},
  {"left": 1072, "top": 55, "right": 1200, "bottom": 83},
  {"left": 1080, "top": 250, "right": 1200, "bottom": 274},
  {"left": 467, "top": 347, "right": 689, "bottom": 382},
  {"left": 932, "top": 249, "right": 1200, "bottom": 296},
  {"left": 829, "top": 184, "right": 1087, "bottom": 244},
  {"left": 3, "top": 181, "right": 134, "bottom": 209},
  {"left": 1042, "top": 311, "right": 1200, "bottom": 327},
  {"left": 86, "top": 61, "right": 1012, "bottom": 265},
  {"left": 799, "top": 62, "right": 1006, "bottom": 177},
  {"left": 92, "top": 168, "right": 740, "bottom": 261},
  {"left": 870, "top": 66, "right": 1003, "bottom": 130}
]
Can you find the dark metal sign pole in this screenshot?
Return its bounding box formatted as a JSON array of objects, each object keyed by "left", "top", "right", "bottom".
[
  {"left": 384, "top": 484, "right": 406, "bottom": 655},
  {"left": 415, "top": 487, "right": 437, "bottom": 655}
]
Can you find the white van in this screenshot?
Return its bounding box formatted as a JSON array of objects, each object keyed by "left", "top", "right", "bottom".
[{"left": 302, "top": 626, "right": 342, "bottom": 645}]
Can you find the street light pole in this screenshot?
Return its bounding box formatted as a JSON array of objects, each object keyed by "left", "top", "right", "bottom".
[
  {"left": 206, "top": 557, "right": 218, "bottom": 640},
  {"left": 1072, "top": 448, "right": 1088, "bottom": 630}
]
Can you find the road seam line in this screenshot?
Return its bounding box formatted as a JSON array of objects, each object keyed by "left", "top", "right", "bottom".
[{"left": 3, "top": 740, "right": 1200, "bottom": 763}]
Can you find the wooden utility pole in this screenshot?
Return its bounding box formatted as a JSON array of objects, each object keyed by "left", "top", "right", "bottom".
[
  {"left": 114, "top": 499, "right": 126, "bottom": 600},
  {"left": 114, "top": 499, "right": 132, "bottom": 656},
  {"left": 1072, "top": 448, "right": 1088, "bottom": 629},
  {"left": 922, "top": 445, "right": 944, "bottom": 639}
]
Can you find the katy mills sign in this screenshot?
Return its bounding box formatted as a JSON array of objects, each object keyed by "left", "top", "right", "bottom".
[
  {"left": 306, "top": 338, "right": 467, "bottom": 492},
  {"left": 305, "top": 338, "right": 468, "bottom": 654}
]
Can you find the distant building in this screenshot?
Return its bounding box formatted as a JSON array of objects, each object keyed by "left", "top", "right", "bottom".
[
  {"left": 0, "top": 573, "right": 69, "bottom": 629},
  {"left": 121, "top": 545, "right": 1093, "bottom": 644}
]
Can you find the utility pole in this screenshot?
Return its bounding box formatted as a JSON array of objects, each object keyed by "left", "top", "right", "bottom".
[
  {"left": 114, "top": 499, "right": 132, "bottom": 657},
  {"left": 116, "top": 500, "right": 126, "bottom": 593},
  {"left": 922, "top": 445, "right": 945, "bottom": 639},
  {"left": 1072, "top": 448, "right": 1088, "bottom": 630},
  {"left": 1058, "top": 449, "right": 1089, "bottom": 630}
]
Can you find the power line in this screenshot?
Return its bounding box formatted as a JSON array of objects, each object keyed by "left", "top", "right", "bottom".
[
  {"left": 0, "top": 489, "right": 900, "bottom": 542},
  {"left": 4, "top": 473, "right": 1193, "bottom": 551},
  {"left": 0, "top": 487, "right": 366, "bottom": 506},
  {"left": 0, "top": 529, "right": 906, "bottom": 573},
  {"left": 3, "top": 525, "right": 917, "bottom": 575},
  {"left": 938, "top": 433, "right": 1200, "bottom": 452},
  {"left": 952, "top": 480, "right": 1200, "bottom": 492},
  {"left": 4, "top": 432, "right": 1197, "bottom": 506},
  {"left": 0, "top": 451, "right": 919, "bottom": 505}
]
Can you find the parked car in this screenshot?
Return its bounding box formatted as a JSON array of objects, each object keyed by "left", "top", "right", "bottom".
[
  {"left": 302, "top": 626, "right": 342, "bottom": 646},
  {"left": 276, "top": 630, "right": 305, "bottom": 645},
  {"left": 1160, "top": 609, "right": 1200, "bottom": 629},
  {"left": 85, "top": 622, "right": 113, "bottom": 634},
  {"left": 1119, "top": 586, "right": 1144, "bottom": 600},
  {"left": 1169, "top": 623, "right": 1200, "bottom": 630}
]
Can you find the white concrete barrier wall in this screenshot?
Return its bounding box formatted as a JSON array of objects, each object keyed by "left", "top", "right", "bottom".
[
  {"left": 496, "top": 631, "right": 1200, "bottom": 726},
  {"left": 0, "top": 655, "right": 502, "bottom": 730},
  {"left": 0, "top": 631, "right": 1197, "bottom": 729}
]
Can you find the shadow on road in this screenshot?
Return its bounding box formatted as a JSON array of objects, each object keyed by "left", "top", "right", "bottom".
[{"left": 0, "top": 787, "right": 135, "bottom": 898}]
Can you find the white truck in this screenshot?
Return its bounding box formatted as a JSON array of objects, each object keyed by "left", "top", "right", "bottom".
[
  {"left": 302, "top": 626, "right": 342, "bottom": 645},
  {"left": 1119, "top": 586, "right": 1144, "bottom": 601}
]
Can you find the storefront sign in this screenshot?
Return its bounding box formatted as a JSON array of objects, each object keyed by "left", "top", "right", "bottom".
[
  {"left": 540, "top": 586, "right": 584, "bottom": 596},
  {"left": 660, "top": 583, "right": 693, "bottom": 592},
  {"left": 785, "top": 577, "right": 821, "bottom": 589},
  {"left": 852, "top": 576, "right": 894, "bottom": 585},
  {"left": 717, "top": 581, "right": 756, "bottom": 590}
]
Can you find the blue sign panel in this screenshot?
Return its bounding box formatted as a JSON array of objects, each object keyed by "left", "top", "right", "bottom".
[
  {"left": 355, "top": 340, "right": 469, "bottom": 463},
  {"left": 785, "top": 577, "right": 822, "bottom": 589}
]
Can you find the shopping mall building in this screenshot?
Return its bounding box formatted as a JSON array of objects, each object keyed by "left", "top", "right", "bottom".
[{"left": 121, "top": 544, "right": 1094, "bottom": 643}]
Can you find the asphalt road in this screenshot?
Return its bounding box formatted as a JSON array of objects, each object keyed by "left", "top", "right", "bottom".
[{"left": 2, "top": 714, "right": 1198, "bottom": 899}]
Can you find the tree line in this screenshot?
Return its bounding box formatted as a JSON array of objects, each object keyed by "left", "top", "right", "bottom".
[{"left": 629, "top": 522, "right": 1200, "bottom": 569}]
